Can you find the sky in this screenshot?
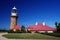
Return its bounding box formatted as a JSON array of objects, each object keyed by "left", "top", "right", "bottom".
[{"left": 0, "top": 0, "right": 60, "bottom": 30}]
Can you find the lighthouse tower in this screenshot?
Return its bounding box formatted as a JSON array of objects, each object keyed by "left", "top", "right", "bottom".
[{"left": 10, "top": 6, "right": 18, "bottom": 30}]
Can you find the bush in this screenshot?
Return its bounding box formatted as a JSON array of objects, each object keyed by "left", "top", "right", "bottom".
[
  {"left": 21, "top": 25, "right": 26, "bottom": 33},
  {"left": 8, "top": 30, "right": 14, "bottom": 33},
  {"left": 8, "top": 30, "right": 21, "bottom": 33},
  {"left": 0, "top": 30, "right": 8, "bottom": 32}
]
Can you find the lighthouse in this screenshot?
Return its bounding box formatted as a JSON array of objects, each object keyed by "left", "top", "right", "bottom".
[{"left": 10, "top": 6, "right": 18, "bottom": 30}]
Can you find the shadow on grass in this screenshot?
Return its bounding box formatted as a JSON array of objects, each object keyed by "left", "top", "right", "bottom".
[{"left": 40, "top": 33, "right": 60, "bottom": 38}]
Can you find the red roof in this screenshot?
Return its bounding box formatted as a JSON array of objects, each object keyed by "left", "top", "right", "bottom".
[
  {"left": 27, "top": 24, "right": 56, "bottom": 31},
  {"left": 14, "top": 25, "right": 21, "bottom": 30}
]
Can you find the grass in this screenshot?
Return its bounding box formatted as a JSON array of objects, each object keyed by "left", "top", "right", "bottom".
[
  {"left": 3, "top": 33, "right": 60, "bottom": 39},
  {"left": 41, "top": 33, "right": 60, "bottom": 37}
]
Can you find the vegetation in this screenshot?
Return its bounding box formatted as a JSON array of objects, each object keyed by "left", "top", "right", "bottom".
[
  {"left": 8, "top": 30, "right": 21, "bottom": 33},
  {"left": 21, "top": 25, "right": 26, "bottom": 33},
  {"left": 0, "top": 30, "right": 8, "bottom": 32},
  {"left": 3, "top": 33, "right": 60, "bottom": 39},
  {"left": 55, "top": 22, "right": 60, "bottom": 32},
  {"left": 41, "top": 33, "right": 60, "bottom": 38}
]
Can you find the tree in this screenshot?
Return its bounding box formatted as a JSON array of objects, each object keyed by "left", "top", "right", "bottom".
[
  {"left": 21, "top": 25, "right": 26, "bottom": 33},
  {"left": 55, "top": 22, "right": 58, "bottom": 27},
  {"left": 55, "top": 22, "right": 60, "bottom": 33},
  {"left": 57, "top": 23, "right": 60, "bottom": 32},
  {"left": 55, "top": 22, "right": 58, "bottom": 32}
]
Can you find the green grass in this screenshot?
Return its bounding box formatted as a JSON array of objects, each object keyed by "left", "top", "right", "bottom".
[
  {"left": 3, "top": 33, "right": 60, "bottom": 39},
  {"left": 41, "top": 33, "right": 60, "bottom": 37}
]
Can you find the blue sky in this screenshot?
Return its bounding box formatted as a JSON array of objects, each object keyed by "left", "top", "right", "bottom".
[{"left": 0, "top": 0, "right": 60, "bottom": 30}]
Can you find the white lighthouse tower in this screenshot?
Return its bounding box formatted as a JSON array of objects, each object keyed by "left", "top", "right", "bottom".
[{"left": 10, "top": 6, "right": 18, "bottom": 30}]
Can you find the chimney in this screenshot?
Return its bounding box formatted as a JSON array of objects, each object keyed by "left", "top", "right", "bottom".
[
  {"left": 35, "top": 22, "right": 38, "bottom": 25},
  {"left": 42, "top": 22, "right": 45, "bottom": 26}
]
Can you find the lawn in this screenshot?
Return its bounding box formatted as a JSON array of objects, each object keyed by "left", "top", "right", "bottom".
[
  {"left": 41, "top": 33, "right": 60, "bottom": 37},
  {"left": 3, "top": 33, "right": 60, "bottom": 39}
]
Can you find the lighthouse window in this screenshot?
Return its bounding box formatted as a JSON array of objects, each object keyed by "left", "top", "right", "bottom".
[{"left": 12, "top": 9, "right": 17, "bottom": 13}]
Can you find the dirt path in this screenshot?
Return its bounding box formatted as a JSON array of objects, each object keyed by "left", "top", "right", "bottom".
[{"left": 0, "top": 33, "right": 8, "bottom": 40}]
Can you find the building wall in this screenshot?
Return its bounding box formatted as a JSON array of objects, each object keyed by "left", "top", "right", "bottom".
[
  {"left": 30, "top": 30, "right": 54, "bottom": 33},
  {"left": 47, "top": 31, "right": 53, "bottom": 33},
  {"left": 38, "top": 31, "right": 46, "bottom": 33},
  {"left": 10, "top": 16, "right": 17, "bottom": 30}
]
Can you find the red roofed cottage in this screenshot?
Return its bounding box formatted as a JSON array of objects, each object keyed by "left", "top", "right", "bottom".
[
  {"left": 27, "top": 22, "right": 56, "bottom": 33},
  {"left": 13, "top": 25, "right": 21, "bottom": 31}
]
